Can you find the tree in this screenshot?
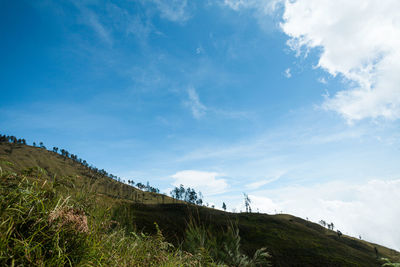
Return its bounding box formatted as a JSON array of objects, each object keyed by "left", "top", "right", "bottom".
[
  {"left": 222, "top": 202, "right": 227, "bottom": 211},
  {"left": 184, "top": 187, "right": 197, "bottom": 203},
  {"left": 136, "top": 182, "right": 145, "bottom": 190},
  {"left": 39, "top": 142, "right": 46, "bottom": 149},
  {"left": 319, "top": 220, "right": 327, "bottom": 228},
  {"left": 337, "top": 230, "right": 342, "bottom": 238},
  {"left": 243, "top": 193, "right": 252, "bottom": 213},
  {"left": 179, "top": 184, "right": 185, "bottom": 200},
  {"left": 171, "top": 187, "right": 180, "bottom": 199},
  {"left": 194, "top": 191, "right": 203, "bottom": 205}
]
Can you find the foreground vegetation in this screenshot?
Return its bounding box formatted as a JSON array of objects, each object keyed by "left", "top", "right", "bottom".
[{"left": 0, "top": 170, "right": 272, "bottom": 266}]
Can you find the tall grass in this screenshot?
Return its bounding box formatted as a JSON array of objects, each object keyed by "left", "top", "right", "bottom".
[
  {"left": 0, "top": 172, "right": 213, "bottom": 266},
  {"left": 183, "top": 215, "right": 272, "bottom": 266}
]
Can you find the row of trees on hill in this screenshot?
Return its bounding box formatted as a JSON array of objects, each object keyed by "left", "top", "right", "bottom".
[
  {"left": 2, "top": 133, "right": 231, "bottom": 208},
  {"left": 170, "top": 184, "right": 204, "bottom": 205},
  {"left": 129, "top": 180, "right": 160, "bottom": 193},
  {"left": 0, "top": 133, "right": 162, "bottom": 194},
  {"left": 319, "top": 220, "right": 335, "bottom": 230},
  {"left": 0, "top": 136, "right": 276, "bottom": 213},
  {"left": 319, "top": 220, "right": 344, "bottom": 238},
  {"left": 0, "top": 135, "right": 27, "bottom": 145}
]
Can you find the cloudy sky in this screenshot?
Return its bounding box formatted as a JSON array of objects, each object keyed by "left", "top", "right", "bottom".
[{"left": 1, "top": 0, "right": 400, "bottom": 250}]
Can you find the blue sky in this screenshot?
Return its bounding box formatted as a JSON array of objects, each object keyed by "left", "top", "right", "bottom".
[{"left": 1, "top": 0, "right": 400, "bottom": 249}]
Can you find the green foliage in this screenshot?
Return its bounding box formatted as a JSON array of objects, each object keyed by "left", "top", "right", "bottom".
[
  {"left": 0, "top": 160, "right": 13, "bottom": 176},
  {"left": 0, "top": 173, "right": 216, "bottom": 266},
  {"left": 183, "top": 217, "right": 272, "bottom": 266},
  {"left": 0, "top": 174, "right": 91, "bottom": 266},
  {"left": 381, "top": 258, "right": 400, "bottom": 267}
]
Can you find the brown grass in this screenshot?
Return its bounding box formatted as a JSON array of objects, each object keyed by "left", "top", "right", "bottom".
[{"left": 49, "top": 206, "right": 89, "bottom": 234}]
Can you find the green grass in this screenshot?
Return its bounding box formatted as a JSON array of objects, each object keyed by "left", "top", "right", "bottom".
[
  {"left": 0, "top": 172, "right": 230, "bottom": 266},
  {"left": 1, "top": 142, "right": 400, "bottom": 266}
]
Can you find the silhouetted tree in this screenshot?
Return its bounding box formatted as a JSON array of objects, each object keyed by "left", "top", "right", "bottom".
[
  {"left": 171, "top": 187, "right": 180, "bottom": 199},
  {"left": 185, "top": 188, "right": 197, "bottom": 203},
  {"left": 136, "top": 183, "right": 145, "bottom": 190},
  {"left": 222, "top": 202, "right": 227, "bottom": 211},
  {"left": 337, "top": 230, "right": 342, "bottom": 238},
  {"left": 179, "top": 184, "right": 185, "bottom": 200},
  {"left": 244, "top": 193, "right": 252, "bottom": 213}
]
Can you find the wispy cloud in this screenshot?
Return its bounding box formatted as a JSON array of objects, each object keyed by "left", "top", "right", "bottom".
[
  {"left": 318, "top": 77, "right": 327, "bottom": 84},
  {"left": 284, "top": 68, "right": 291, "bottom": 78},
  {"left": 222, "top": 0, "right": 283, "bottom": 31},
  {"left": 74, "top": 3, "right": 113, "bottom": 45},
  {"left": 151, "top": 0, "right": 191, "bottom": 23},
  {"left": 223, "top": 0, "right": 281, "bottom": 14},
  {"left": 246, "top": 171, "right": 286, "bottom": 190},
  {"left": 185, "top": 87, "right": 207, "bottom": 119}
]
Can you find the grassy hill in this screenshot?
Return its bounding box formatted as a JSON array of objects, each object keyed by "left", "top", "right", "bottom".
[{"left": 1, "top": 142, "right": 399, "bottom": 266}]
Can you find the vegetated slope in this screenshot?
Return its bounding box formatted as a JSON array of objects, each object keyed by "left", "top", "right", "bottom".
[
  {"left": 0, "top": 143, "right": 179, "bottom": 205},
  {"left": 1, "top": 143, "right": 399, "bottom": 266}
]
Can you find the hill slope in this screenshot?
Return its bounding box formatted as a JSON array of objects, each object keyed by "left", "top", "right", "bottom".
[{"left": 1, "top": 142, "right": 399, "bottom": 266}]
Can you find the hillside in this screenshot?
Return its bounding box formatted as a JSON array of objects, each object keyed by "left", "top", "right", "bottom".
[
  {"left": 1, "top": 142, "right": 399, "bottom": 266},
  {"left": 0, "top": 142, "right": 180, "bottom": 205}
]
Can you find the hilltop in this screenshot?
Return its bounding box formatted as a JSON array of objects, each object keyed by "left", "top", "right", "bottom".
[{"left": 1, "top": 141, "right": 399, "bottom": 266}]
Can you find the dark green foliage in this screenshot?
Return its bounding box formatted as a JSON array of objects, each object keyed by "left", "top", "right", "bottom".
[
  {"left": 0, "top": 174, "right": 91, "bottom": 266},
  {"left": 381, "top": 258, "right": 400, "bottom": 266},
  {"left": 183, "top": 217, "right": 272, "bottom": 266},
  {"left": 0, "top": 172, "right": 220, "bottom": 266},
  {"left": 170, "top": 184, "right": 203, "bottom": 205}
]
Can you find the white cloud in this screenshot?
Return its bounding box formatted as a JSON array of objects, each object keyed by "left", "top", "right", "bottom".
[
  {"left": 249, "top": 178, "right": 400, "bottom": 250},
  {"left": 223, "top": 0, "right": 280, "bottom": 14},
  {"left": 196, "top": 45, "right": 204, "bottom": 54},
  {"left": 222, "top": 0, "right": 283, "bottom": 31},
  {"left": 185, "top": 87, "right": 207, "bottom": 119},
  {"left": 284, "top": 68, "right": 291, "bottom": 78},
  {"left": 318, "top": 77, "right": 327, "bottom": 84},
  {"left": 75, "top": 3, "right": 112, "bottom": 45},
  {"left": 171, "top": 170, "right": 228, "bottom": 196},
  {"left": 281, "top": 0, "right": 400, "bottom": 121},
  {"left": 151, "top": 0, "right": 190, "bottom": 23},
  {"left": 246, "top": 171, "right": 286, "bottom": 190}
]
